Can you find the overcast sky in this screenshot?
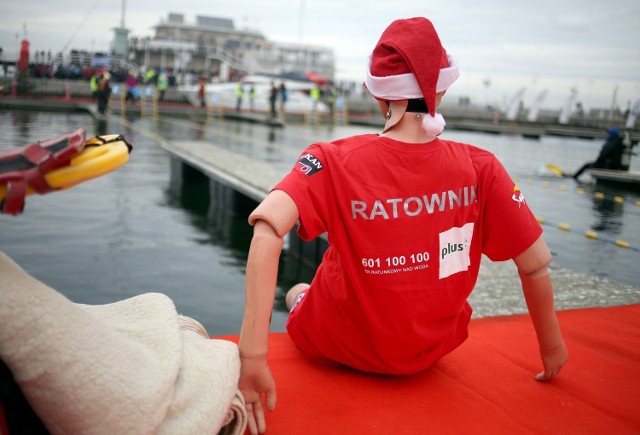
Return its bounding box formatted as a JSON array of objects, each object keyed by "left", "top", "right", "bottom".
[{"left": 1, "top": 0, "right": 639, "bottom": 110}]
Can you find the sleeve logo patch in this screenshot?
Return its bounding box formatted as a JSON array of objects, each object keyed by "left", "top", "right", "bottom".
[
  {"left": 512, "top": 185, "right": 526, "bottom": 207},
  {"left": 296, "top": 153, "right": 323, "bottom": 176}
]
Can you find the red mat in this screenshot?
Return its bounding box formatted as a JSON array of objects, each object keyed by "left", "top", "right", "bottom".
[
  {"left": 1, "top": 305, "right": 638, "bottom": 433},
  {"left": 226, "top": 304, "right": 640, "bottom": 434}
]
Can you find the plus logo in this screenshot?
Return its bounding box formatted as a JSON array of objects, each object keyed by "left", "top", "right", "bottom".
[{"left": 438, "top": 223, "right": 474, "bottom": 279}]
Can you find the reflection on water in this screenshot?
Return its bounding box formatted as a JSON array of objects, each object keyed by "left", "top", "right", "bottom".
[
  {"left": 94, "top": 118, "right": 108, "bottom": 136},
  {"left": 0, "top": 110, "right": 638, "bottom": 335},
  {"left": 164, "top": 167, "right": 254, "bottom": 261},
  {"left": 590, "top": 196, "right": 623, "bottom": 234}
]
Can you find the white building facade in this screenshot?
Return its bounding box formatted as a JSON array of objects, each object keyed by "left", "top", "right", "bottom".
[{"left": 128, "top": 13, "right": 334, "bottom": 82}]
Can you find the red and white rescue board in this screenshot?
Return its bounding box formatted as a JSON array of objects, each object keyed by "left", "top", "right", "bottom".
[{"left": 222, "top": 304, "right": 640, "bottom": 434}]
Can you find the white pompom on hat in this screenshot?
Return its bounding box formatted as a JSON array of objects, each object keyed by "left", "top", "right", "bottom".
[{"left": 364, "top": 17, "right": 460, "bottom": 136}]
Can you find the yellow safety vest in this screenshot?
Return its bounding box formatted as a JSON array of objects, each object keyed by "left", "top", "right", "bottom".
[
  {"left": 90, "top": 76, "right": 99, "bottom": 92},
  {"left": 157, "top": 74, "right": 168, "bottom": 90}
]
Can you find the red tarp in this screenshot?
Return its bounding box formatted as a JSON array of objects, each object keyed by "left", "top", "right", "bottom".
[
  {"left": 225, "top": 304, "right": 640, "bottom": 434},
  {"left": 2, "top": 305, "right": 638, "bottom": 433}
]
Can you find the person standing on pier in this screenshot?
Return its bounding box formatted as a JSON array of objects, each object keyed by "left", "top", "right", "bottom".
[
  {"left": 278, "top": 82, "right": 288, "bottom": 118},
  {"left": 125, "top": 72, "right": 139, "bottom": 104},
  {"left": 198, "top": 77, "right": 207, "bottom": 108},
  {"left": 269, "top": 82, "right": 278, "bottom": 118},
  {"left": 96, "top": 71, "right": 111, "bottom": 115},
  {"left": 157, "top": 70, "right": 168, "bottom": 102},
  {"left": 238, "top": 17, "right": 568, "bottom": 435},
  {"left": 310, "top": 84, "right": 320, "bottom": 113},
  {"left": 249, "top": 84, "right": 256, "bottom": 112},
  {"left": 90, "top": 72, "right": 99, "bottom": 99},
  {"left": 236, "top": 82, "right": 245, "bottom": 111}
]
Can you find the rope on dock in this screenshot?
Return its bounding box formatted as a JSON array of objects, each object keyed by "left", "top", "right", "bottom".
[{"left": 535, "top": 216, "right": 639, "bottom": 252}]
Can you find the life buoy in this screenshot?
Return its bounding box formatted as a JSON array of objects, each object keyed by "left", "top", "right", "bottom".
[
  {"left": 0, "top": 131, "right": 132, "bottom": 214},
  {"left": 35, "top": 135, "right": 131, "bottom": 191}
]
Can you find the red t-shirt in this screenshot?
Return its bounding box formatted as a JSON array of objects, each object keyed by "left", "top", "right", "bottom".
[{"left": 275, "top": 134, "right": 542, "bottom": 375}]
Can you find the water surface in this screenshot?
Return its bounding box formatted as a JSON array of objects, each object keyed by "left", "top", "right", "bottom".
[{"left": 1, "top": 110, "right": 638, "bottom": 335}]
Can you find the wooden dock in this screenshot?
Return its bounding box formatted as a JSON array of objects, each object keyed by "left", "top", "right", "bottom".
[
  {"left": 165, "top": 140, "right": 284, "bottom": 202},
  {"left": 588, "top": 168, "right": 640, "bottom": 189},
  {"left": 163, "top": 140, "right": 328, "bottom": 266}
]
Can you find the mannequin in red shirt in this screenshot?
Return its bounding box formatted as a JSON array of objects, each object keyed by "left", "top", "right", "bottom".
[{"left": 238, "top": 17, "right": 568, "bottom": 435}]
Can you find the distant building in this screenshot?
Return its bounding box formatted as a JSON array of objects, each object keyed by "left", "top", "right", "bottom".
[
  {"left": 250, "top": 40, "right": 334, "bottom": 80},
  {"left": 112, "top": 27, "right": 130, "bottom": 57},
  {"left": 127, "top": 13, "right": 334, "bottom": 82}
]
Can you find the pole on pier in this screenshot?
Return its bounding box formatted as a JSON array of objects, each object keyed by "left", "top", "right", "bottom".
[
  {"left": 120, "top": 86, "right": 126, "bottom": 116},
  {"left": 152, "top": 87, "right": 159, "bottom": 119},
  {"left": 140, "top": 90, "right": 146, "bottom": 117}
]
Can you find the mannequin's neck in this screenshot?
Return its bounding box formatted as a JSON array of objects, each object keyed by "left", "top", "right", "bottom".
[{"left": 381, "top": 113, "right": 437, "bottom": 144}]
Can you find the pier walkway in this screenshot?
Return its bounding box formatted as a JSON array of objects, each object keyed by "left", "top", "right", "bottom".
[
  {"left": 2, "top": 94, "right": 639, "bottom": 142},
  {"left": 164, "top": 140, "right": 283, "bottom": 203}
]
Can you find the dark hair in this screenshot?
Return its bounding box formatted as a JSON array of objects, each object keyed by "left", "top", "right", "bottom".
[{"left": 405, "top": 98, "right": 429, "bottom": 113}]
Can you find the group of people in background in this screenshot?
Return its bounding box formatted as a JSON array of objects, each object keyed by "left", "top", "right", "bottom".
[
  {"left": 8, "top": 55, "right": 356, "bottom": 120},
  {"left": 230, "top": 78, "right": 342, "bottom": 119},
  {"left": 89, "top": 67, "right": 171, "bottom": 114},
  {"left": 18, "top": 56, "right": 178, "bottom": 89},
  {"left": 236, "top": 82, "right": 258, "bottom": 112},
  {"left": 234, "top": 81, "right": 291, "bottom": 117}
]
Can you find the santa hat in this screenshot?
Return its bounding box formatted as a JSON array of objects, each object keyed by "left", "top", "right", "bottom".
[{"left": 364, "top": 17, "right": 459, "bottom": 136}]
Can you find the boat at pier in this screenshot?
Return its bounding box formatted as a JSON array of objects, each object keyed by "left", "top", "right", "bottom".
[{"left": 587, "top": 168, "right": 640, "bottom": 189}]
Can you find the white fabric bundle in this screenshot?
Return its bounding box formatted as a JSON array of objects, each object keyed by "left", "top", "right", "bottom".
[{"left": 0, "top": 251, "right": 246, "bottom": 434}]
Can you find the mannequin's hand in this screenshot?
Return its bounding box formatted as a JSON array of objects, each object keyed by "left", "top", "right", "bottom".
[
  {"left": 239, "top": 354, "right": 277, "bottom": 434},
  {"left": 535, "top": 341, "right": 568, "bottom": 381}
]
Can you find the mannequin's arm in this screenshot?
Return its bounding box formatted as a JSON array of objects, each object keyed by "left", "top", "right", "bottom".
[
  {"left": 514, "top": 236, "right": 568, "bottom": 381},
  {"left": 238, "top": 190, "right": 298, "bottom": 434}
]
